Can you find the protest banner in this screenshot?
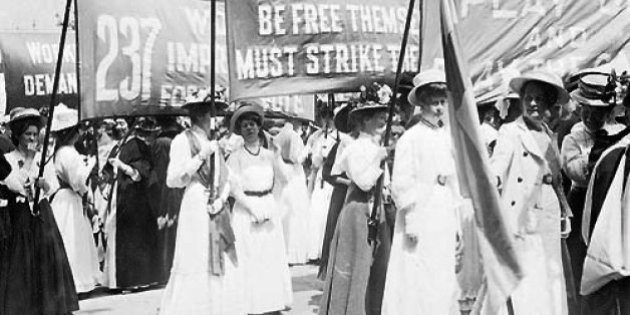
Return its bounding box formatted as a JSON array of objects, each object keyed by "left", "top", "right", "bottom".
[
  {"left": 0, "top": 31, "right": 78, "bottom": 114},
  {"left": 77, "top": 0, "right": 229, "bottom": 119},
  {"left": 421, "top": 0, "right": 630, "bottom": 102},
  {"left": 225, "top": 0, "right": 422, "bottom": 100}
]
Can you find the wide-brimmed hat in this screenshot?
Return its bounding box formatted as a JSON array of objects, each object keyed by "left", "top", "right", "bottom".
[
  {"left": 183, "top": 88, "right": 229, "bottom": 113},
  {"left": 230, "top": 104, "right": 265, "bottom": 135},
  {"left": 333, "top": 103, "right": 353, "bottom": 133},
  {"left": 51, "top": 103, "right": 78, "bottom": 132},
  {"left": 509, "top": 70, "right": 570, "bottom": 105},
  {"left": 408, "top": 69, "right": 447, "bottom": 106},
  {"left": 571, "top": 73, "right": 617, "bottom": 107},
  {"left": 9, "top": 107, "right": 44, "bottom": 128}
]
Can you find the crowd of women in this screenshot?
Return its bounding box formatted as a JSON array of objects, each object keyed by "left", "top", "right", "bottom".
[{"left": 1, "top": 65, "right": 630, "bottom": 315}]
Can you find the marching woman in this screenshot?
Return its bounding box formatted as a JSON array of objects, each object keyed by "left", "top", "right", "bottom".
[
  {"left": 0, "top": 107, "right": 78, "bottom": 315},
  {"left": 318, "top": 103, "right": 356, "bottom": 279},
  {"left": 319, "top": 94, "right": 392, "bottom": 315},
  {"left": 491, "top": 71, "right": 570, "bottom": 314},
  {"left": 382, "top": 70, "right": 464, "bottom": 315},
  {"left": 102, "top": 119, "right": 159, "bottom": 290},
  {"left": 159, "top": 91, "right": 245, "bottom": 314},
  {"left": 227, "top": 104, "right": 293, "bottom": 315},
  {"left": 50, "top": 104, "right": 101, "bottom": 294}
]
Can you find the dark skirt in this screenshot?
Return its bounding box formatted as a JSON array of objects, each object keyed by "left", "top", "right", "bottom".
[
  {"left": 34, "top": 199, "right": 79, "bottom": 314},
  {"left": 566, "top": 187, "right": 587, "bottom": 289},
  {"left": 318, "top": 183, "right": 348, "bottom": 279},
  {"left": 319, "top": 184, "right": 391, "bottom": 315},
  {"left": 0, "top": 198, "right": 77, "bottom": 315}
]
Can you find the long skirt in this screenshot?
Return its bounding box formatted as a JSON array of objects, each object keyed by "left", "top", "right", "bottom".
[
  {"left": 233, "top": 193, "right": 292, "bottom": 314},
  {"left": 280, "top": 164, "right": 311, "bottom": 265},
  {"left": 318, "top": 183, "right": 348, "bottom": 279},
  {"left": 319, "top": 185, "right": 391, "bottom": 315},
  {"left": 51, "top": 188, "right": 101, "bottom": 293},
  {"left": 1, "top": 198, "right": 78, "bottom": 315},
  {"left": 306, "top": 168, "right": 334, "bottom": 261},
  {"left": 159, "top": 183, "right": 245, "bottom": 315}
]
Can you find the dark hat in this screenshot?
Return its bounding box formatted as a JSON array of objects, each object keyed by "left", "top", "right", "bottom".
[
  {"left": 134, "top": 117, "right": 161, "bottom": 133},
  {"left": 183, "top": 87, "right": 229, "bottom": 113},
  {"left": 230, "top": 104, "right": 265, "bottom": 135},
  {"left": 333, "top": 103, "right": 353, "bottom": 133}
]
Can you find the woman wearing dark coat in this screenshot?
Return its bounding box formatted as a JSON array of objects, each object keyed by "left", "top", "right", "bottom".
[
  {"left": 149, "top": 117, "right": 184, "bottom": 284},
  {"left": 103, "top": 123, "right": 159, "bottom": 289}
]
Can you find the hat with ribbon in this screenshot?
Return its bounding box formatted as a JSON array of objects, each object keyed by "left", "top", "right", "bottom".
[
  {"left": 571, "top": 72, "right": 618, "bottom": 107},
  {"left": 9, "top": 107, "right": 44, "bottom": 128},
  {"left": 408, "top": 69, "right": 447, "bottom": 106}
]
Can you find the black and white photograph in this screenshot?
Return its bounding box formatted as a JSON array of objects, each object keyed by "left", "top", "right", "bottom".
[{"left": 1, "top": 0, "right": 629, "bottom": 314}]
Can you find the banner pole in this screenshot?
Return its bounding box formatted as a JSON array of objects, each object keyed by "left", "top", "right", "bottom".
[
  {"left": 209, "top": 0, "right": 217, "bottom": 136},
  {"left": 33, "top": 0, "right": 73, "bottom": 210},
  {"left": 73, "top": 0, "right": 81, "bottom": 119},
  {"left": 368, "top": 0, "right": 416, "bottom": 247}
]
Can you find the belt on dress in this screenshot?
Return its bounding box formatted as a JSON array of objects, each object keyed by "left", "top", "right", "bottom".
[{"left": 244, "top": 188, "right": 272, "bottom": 197}]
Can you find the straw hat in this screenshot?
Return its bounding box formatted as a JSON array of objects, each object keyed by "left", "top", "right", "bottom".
[
  {"left": 408, "top": 69, "right": 447, "bottom": 106},
  {"left": 570, "top": 73, "right": 617, "bottom": 107},
  {"left": 8, "top": 107, "right": 43, "bottom": 128},
  {"left": 230, "top": 104, "right": 265, "bottom": 135},
  {"left": 50, "top": 103, "right": 78, "bottom": 132},
  {"left": 509, "top": 70, "right": 569, "bottom": 105}
]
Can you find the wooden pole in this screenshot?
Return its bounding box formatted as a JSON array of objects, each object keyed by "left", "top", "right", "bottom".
[
  {"left": 73, "top": 0, "right": 81, "bottom": 119},
  {"left": 33, "top": 0, "right": 73, "bottom": 210},
  {"left": 368, "top": 0, "right": 417, "bottom": 246},
  {"left": 209, "top": 0, "right": 217, "bottom": 132}
]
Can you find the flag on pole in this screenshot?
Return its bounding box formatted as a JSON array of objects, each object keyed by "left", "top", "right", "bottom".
[{"left": 439, "top": 0, "right": 524, "bottom": 313}]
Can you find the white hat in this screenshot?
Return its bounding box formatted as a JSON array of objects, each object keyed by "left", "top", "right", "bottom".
[
  {"left": 509, "top": 70, "right": 569, "bottom": 105},
  {"left": 51, "top": 103, "right": 78, "bottom": 132},
  {"left": 408, "top": 69, "right": 447, "bottom": 106}
]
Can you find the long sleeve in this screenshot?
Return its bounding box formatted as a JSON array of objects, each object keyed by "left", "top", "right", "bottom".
[
  {"left": 491, "top": 125, "right": 517, "bottom": 187},
  {"left": 561, "top": 133, "right": 589, "bottom": 186},
  {"left": 166, "top": 133, "right": 203, "bottom": 188},
  {"left": 391, "top": 134, "right": 419, "bottom": 211}
]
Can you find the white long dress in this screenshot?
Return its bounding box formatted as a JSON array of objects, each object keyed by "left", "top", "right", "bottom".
[
  {"left": 227, "top": 147, "right": 293, "bottom": 314},
  {"left": 51, "top": 146, "right": 101, "bottom": 293},
  {"left": 306, "top": 132, "right": 336, "bottom": 260},
  {"left": 382, "top": 121, "right": 461, "bottom": 315},
  {"left": 158, "top": 129, "right": 246, "bottom": 315},
  {"left": 276, "top": 124, "right": 310, "bottom": 264}
]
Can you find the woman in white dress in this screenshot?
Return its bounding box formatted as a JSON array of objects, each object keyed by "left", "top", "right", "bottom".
[
  {"left": 305, "top": 129, "right": 336, "bottom": 261},
  {"left": 227, "top": 104, "right": 293, "bottom": 314},
  {"left": 159, "top": 93, "right": 245, "bottom": 315},
  {"left": 49, "top": 104, "right": 101, "bottom": 294}
]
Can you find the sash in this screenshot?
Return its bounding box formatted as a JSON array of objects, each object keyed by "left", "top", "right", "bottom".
[{"left": 185, "top": 130, "right": 237, "bottom": 275}]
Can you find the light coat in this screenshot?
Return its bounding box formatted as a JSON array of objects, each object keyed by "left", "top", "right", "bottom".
[{"left": 490, "top": 118, "right": 567, "bottom": 315}]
